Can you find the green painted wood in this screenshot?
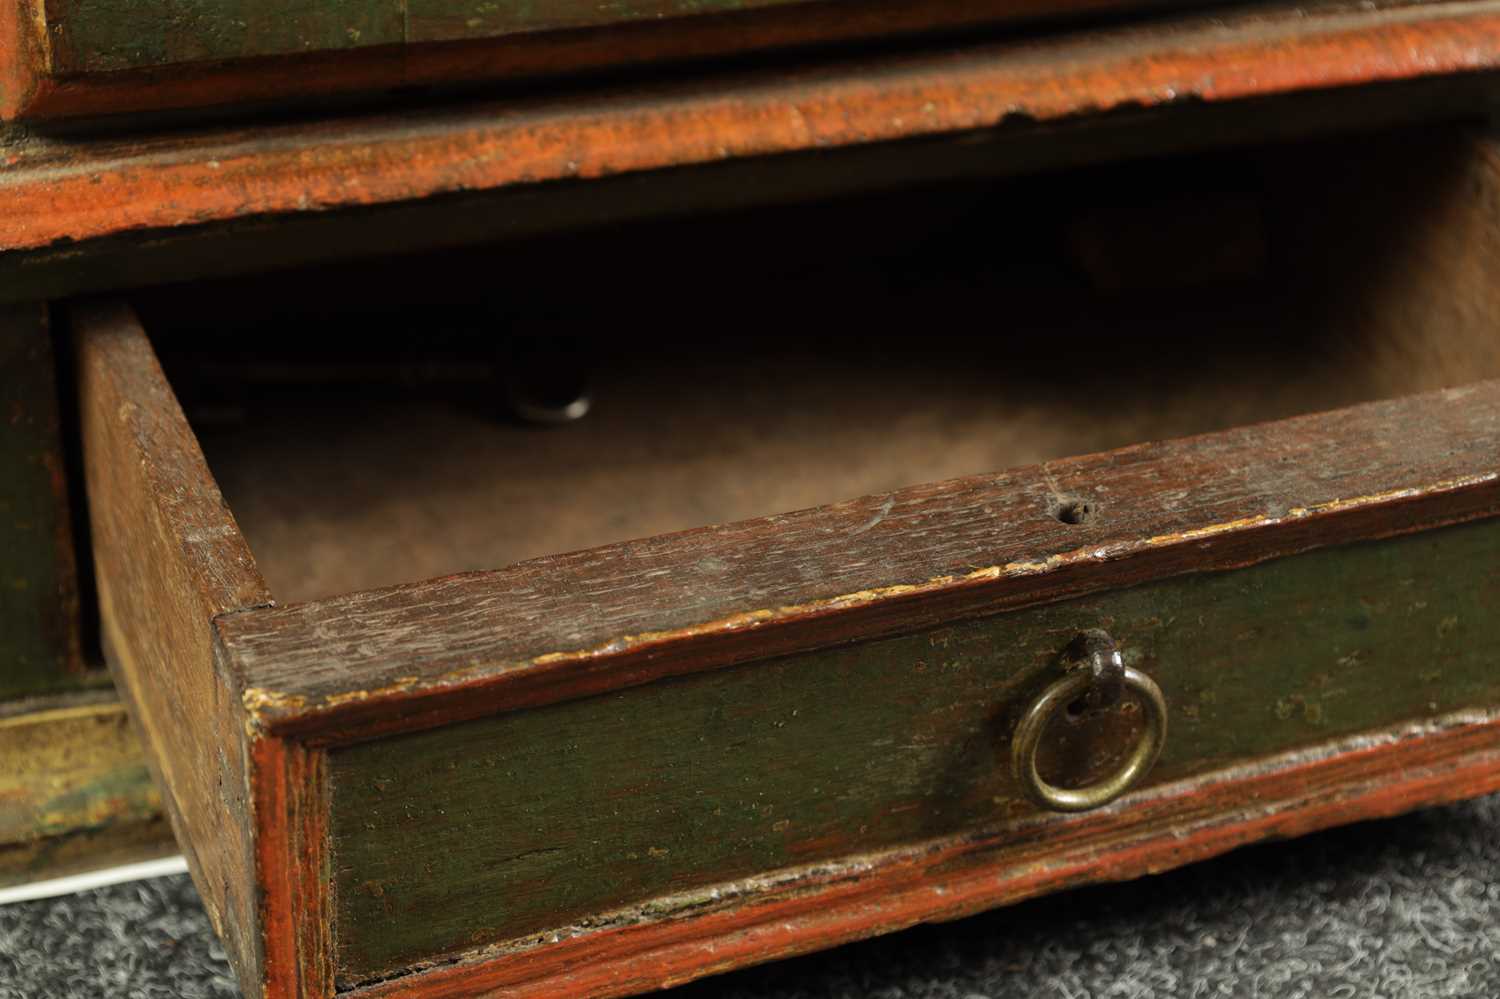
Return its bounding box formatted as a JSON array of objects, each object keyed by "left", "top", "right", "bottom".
[
  {"left": 329, "top": 517, "right": 1500, "bottom": 982},
  {"left": 45, "top": 0, "right": 404, "bottom": 73},
  {"left": 40, "top": 0, "right": 812, "bottom": 73},
  {"left": 407, "top": 0, "right": 812, "bottom": 44},
  {"left": 0, "top": 305, "right": 93, "bottom": 701}
]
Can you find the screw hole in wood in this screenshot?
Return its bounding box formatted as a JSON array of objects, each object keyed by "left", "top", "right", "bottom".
[{"left": 1053, "top": 496, "right": 1096, "bottom": 525}]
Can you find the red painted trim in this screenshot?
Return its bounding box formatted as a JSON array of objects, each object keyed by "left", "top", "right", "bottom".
[
  {"left": 349, "top": 712, "right": 1500, "bottom": 999},
  {"left": 252, "top": 737, "right": 332, "bottom": 999}
]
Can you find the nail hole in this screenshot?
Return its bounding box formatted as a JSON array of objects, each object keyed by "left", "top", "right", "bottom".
[
  {"left": 1054, "top": 496, "right": 1096, "bottom": 525},
  {"left": 1065, "top": 696, "right": 1089, "bottom": 719}
]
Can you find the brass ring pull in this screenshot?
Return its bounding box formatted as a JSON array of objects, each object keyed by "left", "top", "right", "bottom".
[{"left": 1011, "top": 665, "right": 1167, "bottom": 813}]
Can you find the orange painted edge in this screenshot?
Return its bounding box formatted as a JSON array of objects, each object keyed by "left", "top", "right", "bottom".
[
  {"left": 0, "top": 0, "right": 44, "bottom": 119},
  {"left": 348, "top": 711, "right": 1500, "bottom": 999},
  {"left": 252, "top": 736, "right": 333, "bottom": 999},
  {"left": 6, "top": 0, "right": 1500, "bottom": 253}
]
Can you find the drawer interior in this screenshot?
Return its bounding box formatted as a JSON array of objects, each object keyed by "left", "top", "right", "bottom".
[
  {"left": 133, "top": 123, "right": 1500, "bottom": 607},
  {"left": 75, "top": 121, "right": 1500, "bottom": 998}
]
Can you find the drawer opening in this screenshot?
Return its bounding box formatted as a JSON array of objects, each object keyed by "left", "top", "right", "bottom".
[{"left": 132, "top": 122, "right": 1500, "bottom": 606}]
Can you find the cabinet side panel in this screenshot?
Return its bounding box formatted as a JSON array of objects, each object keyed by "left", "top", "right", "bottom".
[{"left": 0, "top": 303, "right": 89, "bottom": 701}]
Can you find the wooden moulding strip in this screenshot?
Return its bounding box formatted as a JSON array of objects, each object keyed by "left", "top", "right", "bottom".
[
  {"left": 219, "top": 380, "right": 1500, "bottom": 745},
  {"left": 348, "top": 709, "right": 1500, "bottom": 998},
  {"left": 6, "top": 0, "right": 1500, "bottom": 252}
]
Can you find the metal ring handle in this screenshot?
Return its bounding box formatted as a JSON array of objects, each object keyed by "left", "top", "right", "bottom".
[{"left": 1010, "top": 666, "right": 1167, "bottom": 813}]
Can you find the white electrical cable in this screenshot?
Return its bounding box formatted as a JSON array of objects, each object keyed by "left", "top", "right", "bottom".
[{"left": 0, "top": 855, "right": 189, "bottom": 906}]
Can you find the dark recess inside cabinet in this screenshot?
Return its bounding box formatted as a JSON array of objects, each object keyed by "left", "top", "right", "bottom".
[{"left": 133, "top": 123, "right": 1500, "bottom": 605}]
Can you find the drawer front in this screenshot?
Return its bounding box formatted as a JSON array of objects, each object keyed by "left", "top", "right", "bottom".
[
  {"left": 74, "top": 301, "right": 1500, "bottom": 999},
  {"left": 3, "top": 0, "right": 1185, "bottom": 120},
  {"left": 332, "top": 520, "right": 1500, "bottom": 980}
]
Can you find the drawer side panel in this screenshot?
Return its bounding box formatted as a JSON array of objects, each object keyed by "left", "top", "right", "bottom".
[{"left": 74, "top": 302, "right": 275, "bottom": 992}]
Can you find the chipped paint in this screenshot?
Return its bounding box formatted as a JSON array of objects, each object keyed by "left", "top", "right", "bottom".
[{"left": 241, "top": 686, "right": 308, "bottom": 730}]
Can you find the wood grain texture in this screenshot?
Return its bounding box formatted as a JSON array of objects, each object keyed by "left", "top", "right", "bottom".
[
  {"left": 219, "top": 379, "right": 1500, "bottom": 744},
  {"left": 6, "top": 0, "right": 1500, "bottom": 238},
  {"left": 0, "top": 303, "right": 91, "bottom": 700},
  {"left": 348, "top": 708, "right": 1500, "bottom": 999},
  {"left": 73, "top": 301, "right": 274, "bottom": 992},
  {"left": 329, "top": 517, "right": 1500, "bottom": 980}
]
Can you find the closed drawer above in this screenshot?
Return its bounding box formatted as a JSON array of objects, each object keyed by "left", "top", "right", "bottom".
[
  {"left": 3, "top": 0, "right": 1500, "bottom": 127},
  {"left": 0, "top": 0, "right": 1190, "bottom": 120},
  {"left": 74, "top": 126, "right": 1500, "bottom": 999}
]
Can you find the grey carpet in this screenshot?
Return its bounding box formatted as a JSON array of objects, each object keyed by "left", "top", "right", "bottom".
[{"left": 3, "top": 791, "right": 1498, "bottom": 998}]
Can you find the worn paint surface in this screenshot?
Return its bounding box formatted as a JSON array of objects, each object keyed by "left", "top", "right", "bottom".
[
  {"left": 0, "top": 701, "right": 167, "bottom": 887},
  {"left": 75, "top": 304, "right": 275, "bottom": 993},
  {"left": 330, "top": 517, "right": 1500, "bottom": 981},
  {"left": 6, "top": 0, "right": 1500, "bottom": 226},
  {"left": 0, "top": 305, "right": 92, "bottom": 702}
]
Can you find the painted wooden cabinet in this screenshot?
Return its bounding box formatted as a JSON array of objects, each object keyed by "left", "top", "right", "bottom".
[
  {"left": 5, "top": 0, "right": 1500, "bottom": 993},
  {"left": 66, "top": 122, "right": 1500, "bottom": 994}
]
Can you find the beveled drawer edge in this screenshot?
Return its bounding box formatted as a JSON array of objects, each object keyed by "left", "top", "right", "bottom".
[
  {"left": 344, "top": 707, "right": 1500, "bottom": 998},
  {"left": 218, "top": 379, "right": 1500, "bottom": 747}
]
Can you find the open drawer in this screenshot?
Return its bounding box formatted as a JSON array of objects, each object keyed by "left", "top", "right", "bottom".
[{"left": 73, "top": 127, "right": 1500, "bottom": 999}]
